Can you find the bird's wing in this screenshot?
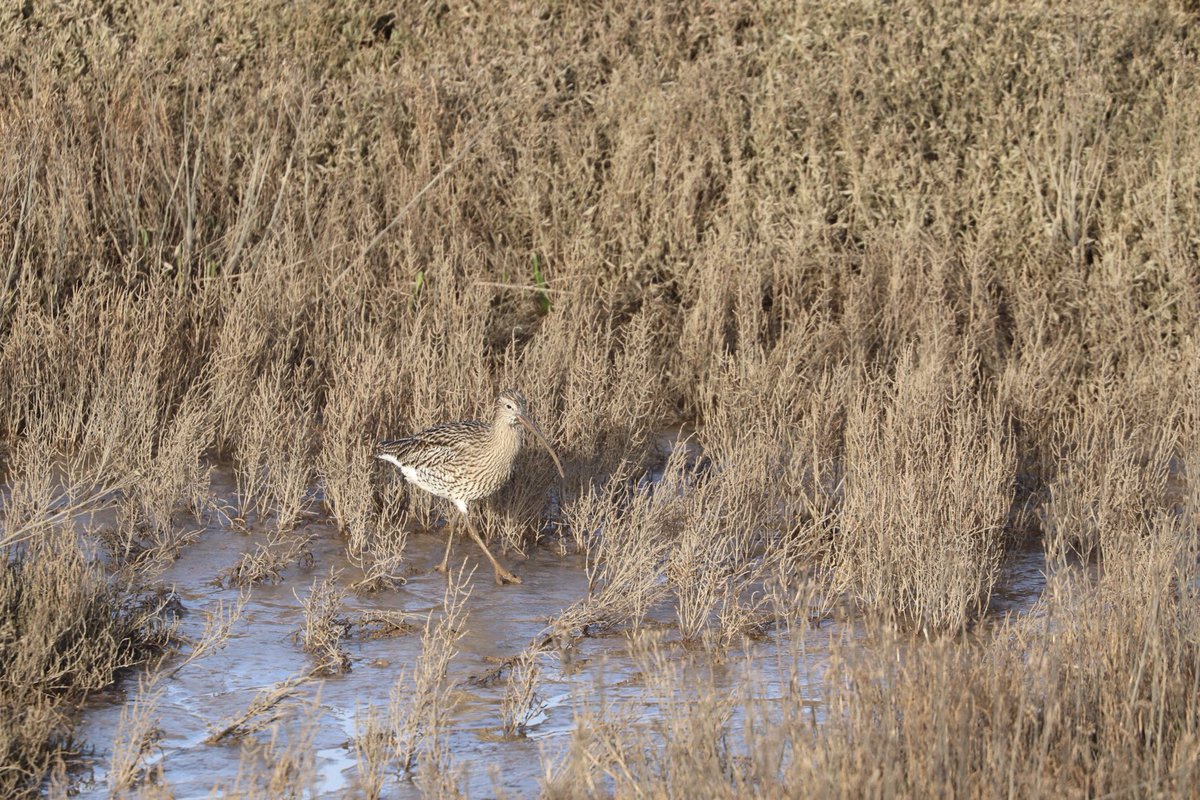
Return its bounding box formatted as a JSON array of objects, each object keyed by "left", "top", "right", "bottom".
[{"left": 377, "top": 420, "right": 486, "bottom": 468}]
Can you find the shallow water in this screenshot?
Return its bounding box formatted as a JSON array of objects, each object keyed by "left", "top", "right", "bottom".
[
  {"left": 64, "top": 462, "right": 1049, "bottom": 798},
  {"left": 990, "top": 544, "right": 1048, "bottom": 618},
  {"left": 70, "top": 517, "right": 602, "bottom": 796}
]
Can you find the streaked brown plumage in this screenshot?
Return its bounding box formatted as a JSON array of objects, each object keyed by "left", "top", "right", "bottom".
[{"left": 377, "top": 389, "right": 564, "bottom": 584}]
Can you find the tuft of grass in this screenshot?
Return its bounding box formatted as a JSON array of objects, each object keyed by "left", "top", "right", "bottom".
[
  {"left": 294, "top": 568, "right": 351, "bottom": 675},
  {"left": 0, "top": 530, "right": 171, "bottom": 798}
]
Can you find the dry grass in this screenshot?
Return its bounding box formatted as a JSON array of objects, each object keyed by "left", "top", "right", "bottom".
[
  {"left": 544, "top": 530, "right": 1200, "bottom": 798},
  {"left": 353, "top": 567, "right": 472, "bottom": 795},
  {"left": 218, "top": 692, "right": 323, "bottom": 799},
  {"left": 391, "top": 568, "right": 472, "bottom": 785},
  {"left": 1, "top": 0, "right": 1199, "bottom": 795},
  {"left": 838, "top": 350, "right": 1015, "bottom": 631},
  {"left": 107, "top": 673, "right": 165, "bottom": 797},
  {"left": 0, "top": 528, "right": 171, "bottom": 797},
  {"left": 219, "top": 530, "right": 314, "bottom": 588},
  {"left": 294, "top": 567, "right": 351, "bottom": 675},
  {"left": 501, "top": 647, "right": 547, "bottom": 739},
  {"left": 162, "top": 594, "right": 245, "bottom": 679},
  {"left": 206, "top": 673, "right": 316, "bottom": 745}
]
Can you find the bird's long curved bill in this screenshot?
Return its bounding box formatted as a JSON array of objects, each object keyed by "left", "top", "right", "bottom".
[{"left": 518, "top": 415, "right": 566, "bottom": 478}]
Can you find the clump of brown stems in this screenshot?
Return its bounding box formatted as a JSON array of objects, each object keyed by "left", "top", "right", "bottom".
[
  {"left": 294, "top": 568, "right": 351, "bottom": 675},
  {"left": 219, "top": 531, "right": 314, "bottom": 588}
]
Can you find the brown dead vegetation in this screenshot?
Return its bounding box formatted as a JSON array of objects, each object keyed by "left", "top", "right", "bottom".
[{"left": 2, "top": 0, "right": 1200, "bottom": 796}]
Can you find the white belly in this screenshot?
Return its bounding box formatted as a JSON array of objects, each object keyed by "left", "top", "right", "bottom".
[{"left": 377, "top": 455, "right": 470, "bottom": 514}]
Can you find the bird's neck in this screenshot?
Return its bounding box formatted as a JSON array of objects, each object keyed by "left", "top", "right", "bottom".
[{"left": 489, "top": 419, "right": 522, "bottom": 454}]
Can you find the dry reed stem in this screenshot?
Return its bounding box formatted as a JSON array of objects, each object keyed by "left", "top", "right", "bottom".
[
  {"left": 220, "top": 691, "right": 323, "bottom": 799},
  {"left": 0, "top": 528, "right": 169, "bottom": 797},
  {"left": 205, "top": 672, "right": 316, "bottom": 744},
  {"left": 838, "top": 351, "right": 1015, "bottom": 632},
  {"left": 162, "top": 593, "right": 246, "bottom": 680},
  {"left": 351, "top": 568, "right": 472, "bottom": 798}
]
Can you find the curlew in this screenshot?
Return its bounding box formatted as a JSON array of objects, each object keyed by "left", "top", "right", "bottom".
[{"left": 376, "top": 389, "right": 565, "bottom": 584}]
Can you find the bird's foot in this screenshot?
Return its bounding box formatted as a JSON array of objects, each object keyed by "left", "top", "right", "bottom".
[{"left": 494, "top": 567, "right": 523, "bottom": 585}]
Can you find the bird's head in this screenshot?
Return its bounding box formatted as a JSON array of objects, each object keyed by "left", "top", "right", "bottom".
[
  {"left": 494, "top": 388, "right": 529, "bottom": 427},
  {"left": 493, "top": 388, "right": 565, "bottom": 478}
]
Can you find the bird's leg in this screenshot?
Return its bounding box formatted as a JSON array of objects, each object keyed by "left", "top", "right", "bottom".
[
  {"left": 461, "top": 511, "right": 522, "bottom": 585},
  {"left": 435, "top": 514, "right": 457, "bottom": 574}
]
